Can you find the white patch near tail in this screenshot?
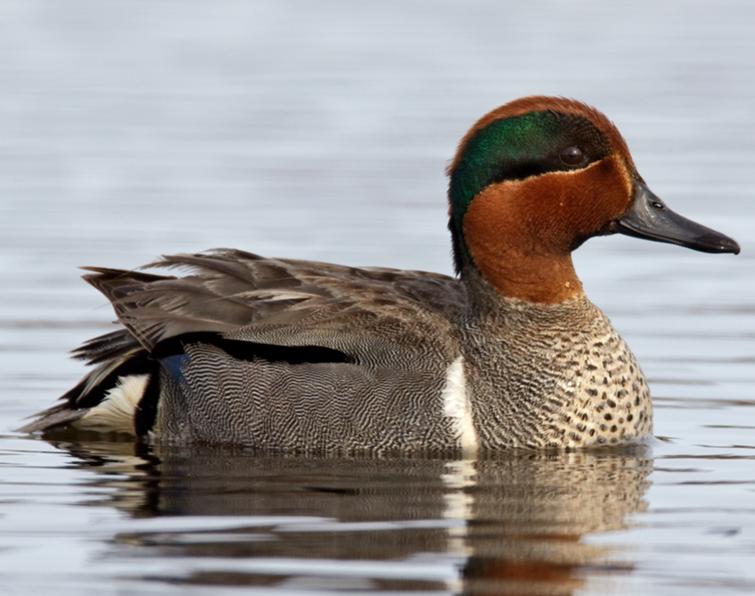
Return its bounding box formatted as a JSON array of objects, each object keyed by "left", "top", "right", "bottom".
[
  {"left": 441, "top": 357, "right": 478, "bottom": 455},
  {"left": 76, "top": 374, "right": 149, "bottom": 434}
]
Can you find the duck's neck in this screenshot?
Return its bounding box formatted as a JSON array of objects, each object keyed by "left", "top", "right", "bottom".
[
  {"left": 455, "top": 179, "right": 585, "bottom": 304},
  {"left": 463, "top": 243, "right": 583, "bottom": 304},
  {"left": 459, "top": 264, "right": 588, "bottom": 324}
]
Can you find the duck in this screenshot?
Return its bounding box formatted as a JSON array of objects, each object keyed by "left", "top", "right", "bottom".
[{"left": 21, "top": 96, "right": 740, "bottom": 453}]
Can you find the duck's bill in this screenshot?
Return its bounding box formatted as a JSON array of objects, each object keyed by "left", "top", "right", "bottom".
[{"left": 613, "top": 181, "right": 740, "bottom": 254}]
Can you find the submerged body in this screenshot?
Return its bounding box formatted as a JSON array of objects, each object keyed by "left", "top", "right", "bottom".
[{"left": 22, "top": 97, "right": 737, "bottom": 452}]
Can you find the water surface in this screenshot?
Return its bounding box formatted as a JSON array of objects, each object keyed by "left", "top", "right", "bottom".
[{"left": 1, "top": 1, "right": 754, "bottom": 594}]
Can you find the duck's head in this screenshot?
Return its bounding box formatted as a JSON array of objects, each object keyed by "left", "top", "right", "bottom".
[{"left": 448, "top": 96, "right": 740, "bottom": 304}]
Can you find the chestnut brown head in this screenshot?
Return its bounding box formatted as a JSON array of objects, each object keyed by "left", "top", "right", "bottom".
[{"left": 447, "top": 97, "right": 739, "bottom": 303}]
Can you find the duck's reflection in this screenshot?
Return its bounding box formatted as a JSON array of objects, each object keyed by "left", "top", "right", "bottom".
[{"left": 48, "top": 438, "right": 651, "bottom": 593}]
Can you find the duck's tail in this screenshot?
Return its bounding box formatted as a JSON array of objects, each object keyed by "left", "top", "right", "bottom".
[{"left": 18, "top": 329, "right": 160, "bottom": 436}]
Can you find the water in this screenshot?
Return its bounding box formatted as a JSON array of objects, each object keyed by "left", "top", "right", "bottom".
[{"left": 1, "top": 1, "right": 754, "bottom": 593}]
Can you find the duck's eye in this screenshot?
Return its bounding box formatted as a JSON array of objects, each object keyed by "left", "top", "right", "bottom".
[{"left": 560, "top": 146, "right": 586, "bottom": 167}]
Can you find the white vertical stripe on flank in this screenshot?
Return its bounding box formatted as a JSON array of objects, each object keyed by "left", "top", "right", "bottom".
[{"left": 442, "top": 357, "right": 479, "bottom": 455}]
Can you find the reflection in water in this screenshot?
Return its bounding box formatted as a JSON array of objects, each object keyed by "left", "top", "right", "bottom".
[{"left": 50, "top": 440, "right": 651, "bottom": 593}]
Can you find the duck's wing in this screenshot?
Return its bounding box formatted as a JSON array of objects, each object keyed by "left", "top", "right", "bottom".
[
  {"left": 85, "top": 248, "right": 463, "bottom": 367},
  {"left": 20, "top": 249, "right": 464, "bottom": 434}
]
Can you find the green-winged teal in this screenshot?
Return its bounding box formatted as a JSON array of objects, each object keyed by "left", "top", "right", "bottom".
[{"left": 22, "top": 96, "right": 740, "bottom": 452}]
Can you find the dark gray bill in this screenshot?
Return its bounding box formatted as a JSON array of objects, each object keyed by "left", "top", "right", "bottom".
[{"left": 613, "top": 180, "right": 740, "bottom": 254}]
